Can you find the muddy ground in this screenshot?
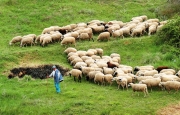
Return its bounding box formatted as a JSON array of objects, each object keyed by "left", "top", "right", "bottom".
[{"left": 8, "top": 64, "right": 70, "bottom": 79}]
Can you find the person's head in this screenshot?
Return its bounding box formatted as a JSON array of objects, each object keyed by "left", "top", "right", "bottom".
[{"left": 52, "top": 65, "right": 56, "bottom": 70}]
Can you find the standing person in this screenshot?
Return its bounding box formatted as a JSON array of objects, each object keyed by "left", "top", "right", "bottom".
[{"left": 48, "top": 65, "right": 62, "bottom": 93}]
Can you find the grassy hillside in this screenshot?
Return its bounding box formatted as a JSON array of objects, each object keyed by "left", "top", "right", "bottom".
[{"left": 0, "top": 0, "right": 180, "bottom": 115}]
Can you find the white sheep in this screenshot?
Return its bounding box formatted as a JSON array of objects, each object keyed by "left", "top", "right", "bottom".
[
  {"left": 131, "top": 27, "right": 143, "bottom": 37},
  {"left": 135, "top": 76, "right": 154, "bottom": 82},
  {"left": 95, "top": 48, "right": 103, "bottom": 57},
  {"left": 139, "top": 78, "right": 161, "bottom": 92},
  {"left": 160, "top": 74, "right": 180, "bottom": 82},
  {"left": 91, "top": 25, "right": 105, "bottom": 34},
  {"left": 80, "top": 66, "right": 95, "bottom": 76},
  {"left": 159, "top": 81, "right": 180, "bottom": 93},
  {"left": 70, "top": 57, "right": 83, "bottom": 66},
  {"left": 87, "top": 71, "right": 101, "bottom": 82},
  {"left": 20, "top": 36, "right": 35, "bottom": 47},
  {"left": 64, "top": 47, "right": 77, "bottom": 54},
  {"left": 41, "top": 36, "right": 52, "bottom": 47},
  {"left": 120, "top": 27, "right": 131, "bottom": 37},
  {"left": 94, "top": 72, "right": 105, "bottom": 85},
  {"left": 69, "top": 69, "right": 82, "bottom": 82},
  {"left": 160, "top": 69, "right": 176, "bottom": 75},
  {"left": 113, "top": 77, "right": 128, "bottom": 90},
  {"left": 73, "top": 62, "right": 87, "bottom": 69},
  {"left": 129, "top": 83, "right": 148, "bottom": 97},
  {"left": 9, "top": 36, "right": 22, "bottom": 46},
  {"left": 61, "top": 37, "right": 76, "bottom": 47},
  {"left": 97, "top": 32, "right": 110, "bottom": 41},
  {"left": 104, "top": 74, "right": 113, "bottom": 86},
  {"left": 91, "top": 55, "right": 101, "bottom": 60},
  {"left": 78, "top": 32, "right": 94, "bottom": 41},
  {"left": 76, "top": 50, "right": 87, "bottom": 57},
  {"left": 139, "top": 70, "right": 158, "bottom": 76},
  {"left": 112, "top": 29, "right": 124, "bottom": 39},
  {"left": 148, "top": 25, "right": 157, "bottom": 36},
  {"left": 103, "top": 67, "right": 114, "bottom": 75}
]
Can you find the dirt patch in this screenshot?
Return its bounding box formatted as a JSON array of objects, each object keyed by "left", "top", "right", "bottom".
[
  {"left": 8, "top": 64, "right": 70, "bottom": 79},
  {"left": 157, "top": 102, "right": 180, "bottom": 115}
]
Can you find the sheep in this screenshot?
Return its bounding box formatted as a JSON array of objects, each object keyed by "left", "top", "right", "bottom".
[
  {"left": 148, "top": 25, "right": 157, "bottom": 35},
  {"left": 70, "top": 32, "right": 79, "bottom": 39},
  {"left": 61, "top": 37, "right": 76, "bottom": 47},
  {"left": 112, "top": 77, "right": 126, "bottom": 90},
  {"left": 80, "top": 56, "right": 92, "bottom": 62},
  {"left": 140, "top": 15, "right": 148, "bottom": 21},
  {"left": 104, "top": 74, "right": 113, "bottom": 86},
  {"left": 41, "top": 36, "right": 52, "bottom": 47},
  {"left": 120, "top": 27, "right": 131, "bottom": 37},
  {"left": 160, "top": 69, "right": 176, "bottom": 75},
  {"left": 69, "top": 69, "right": 82, "bottom": 82},
  {"left": 112, "top": 29, "right": 124, "bottom": 39},
  {"left": 107, "top": 61, "right": 118, "bottom": 68},
  {"left": 139, "top": 78, "right": 161, "bottom": 92},
  {"left": 160, "top": 74, "right": 180, "bottom": 82},
  {"left": 73, "top": 62, "right": 87, "bottom": 69},
  {"left": 89, "top": 63, "right": 99, "bottom": 68},
  {"left": 103, "top": 67, "right": 114, "bottom": 75},
  {"left": 9, "top": 36, "right": 22, "bottom": 46},
  {"left": 67, "top": 52, "right": 78, "bottom": 58},
  {"left": 50, "top": 32, "right": 62, "bottom": 43},
  {"left": 176, "top": 70, "right": 180, "bottom": 77},
  {"left": 70, "top": 57, "right": 83, "bottom": 66},
  {"left": 94, "top": 61, "right": 108, "bottom": 68},
  {"left": 128, "top": 83, "right": 148, "bottom": 97},
  {"left": 95, "top": 48, "right": 103, "bottom": 57},
  {"left": 134, "top": 65, "right": 154, "bottom": 72},
  {"left": 76, "top": 50, "right": 87, "bottom": 57},
  {"left": 20, "top": 36, "right": 35, "bottom": 47},
  {"left": 118, "top": 65, "right": 133, "bottom": 73},
  {"left": 110, "top": 53, "right": 120, "bottom": 58},
  {"left": 91, "top": 55, "right": 101, "bottom": 60},
  {"left": 67, "top": 55, "right": 79, "bottom": 63},
  {"left": 94, "top": 72, "right": 105, "bottom": 85},
  {"left": 42, "top": 27, "right": 54, "bottom": 34},
  {"left": 131, "top": 27, "right": 143, "bottom": 37},
  {"left": 139, "top": 70, "right": 158, "bottom": 76},
  {"left": 80, "top": 66, "right": 95, "bottom": 76},
  {"left": 91, "top": 25, "right": 105, "bottom": 34},
  {"left": 86, "top": 50, "right": 95, "bottom": 57},
  {"left": 118, "top": 77, "right": 128, "bottom": 90},
  {"left": 135, "top": 76, "right": 154, "bottom": 82},
  {"left": 97, "top": 32, "right": 110, "bottom": 41},
  {"left": 64, "top": 47, "right": 77, "bottom": 54},
  {"left": 159, "top": 81, "right": 180, "bottom": 93},
  {"left": 78, "top": 32, "right": 94, "bottom": 42},
  {"left": 87, "top": 71, "right": 101, "bottom": 82},
  {"left": 84, "top": 58, "right": 95, "bottom": 66},
  {"left": 156, "top": 66, "right": 169, "bottom": 73},
  {"left": 112, "top": 68, "right": 125, "bottom": 77}
]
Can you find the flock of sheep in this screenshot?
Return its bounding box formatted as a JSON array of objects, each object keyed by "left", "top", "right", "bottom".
[
  {"left": 65, "top": 47, "right": 180, "bottom": 97},
  {"left": 10, "top": 15, "right": 179, "bottom": 97},
  {"left": 9, "top": 15, "right": 168, "bottom": 47}
]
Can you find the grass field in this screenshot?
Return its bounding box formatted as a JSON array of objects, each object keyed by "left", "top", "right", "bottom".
[{"left": 0, "top": 0, "right": 180, "bottom": 115}]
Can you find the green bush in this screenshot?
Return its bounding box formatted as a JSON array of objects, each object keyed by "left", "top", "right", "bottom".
[
  {"left": 155, "top": 16, "right": 180, "bottom": 55},
  {"left": 155, "top": 1, "right": 180, "bottom": 20}
]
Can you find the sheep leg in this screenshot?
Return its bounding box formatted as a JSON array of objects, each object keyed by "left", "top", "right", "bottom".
[
  {"left": 78, "top": 75, "right": 81, "bottom": 83},
  {"left": 74, "top": 77, "right": 76, "bottom": 81}
]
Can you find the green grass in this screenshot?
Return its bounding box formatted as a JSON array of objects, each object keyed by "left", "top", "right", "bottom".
[{"left": 0, "top": 0, "right": 180, "bottom": 115}]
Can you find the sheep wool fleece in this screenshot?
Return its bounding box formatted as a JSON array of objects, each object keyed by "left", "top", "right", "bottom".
[{"left": 54, "top": 69, "right": 61, "bottom": 93}]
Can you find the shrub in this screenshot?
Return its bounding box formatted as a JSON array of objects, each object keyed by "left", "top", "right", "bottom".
[
  {"left": 155, "top": 16, "right": 180, "bottom": 52},
  {"left": 155, "top": 0, "right": 180, "bottom": 20}
]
